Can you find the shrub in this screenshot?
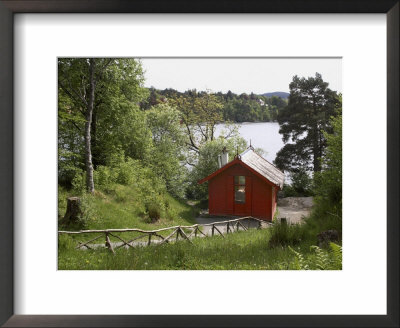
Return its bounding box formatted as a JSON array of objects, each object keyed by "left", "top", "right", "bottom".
[
  {"left": 145, "top": 200, "right": 162, "bottom": 222},
  {"left": 71, "top": 170, "right": 86, "bottom": 194},
  {"left": 94, "top": 165, "right": 116, "bottom": 193},
  {"left": 115, "top": 158, "right": 137, "bottom": 185},
  {"left": 268, "top": 221, "right": 305, "bottom": 248}
]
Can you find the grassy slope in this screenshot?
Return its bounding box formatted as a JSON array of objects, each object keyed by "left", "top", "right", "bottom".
[
  {"left": 58, "top": 185, "right": 197, "bottom": 231},
  {"left": 58, "top": 185, "right": 341, "bottom": 270},
  {"left": 58, "top": 184, "right": 199, "bottom": 252}
]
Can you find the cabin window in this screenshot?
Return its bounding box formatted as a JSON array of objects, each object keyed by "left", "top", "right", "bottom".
[
  {"left": 234, "top": 176, "right": 246, "bottom": 185},
  {"left": 234, "top": 176, "right": 246, "bottom": 204}
]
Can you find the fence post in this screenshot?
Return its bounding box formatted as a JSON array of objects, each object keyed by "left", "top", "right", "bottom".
[
  {"left": 212, "top": 224, "right": 215, "bottom": 237},
  {"left": 105, "top": 232, "right": 115, "bottom": 254},
  {"left": 148, "top": 233, "right": 152, "bottom": 246},
  {"left": 227, "top": 222, "right": 230, "bottom": 233}
]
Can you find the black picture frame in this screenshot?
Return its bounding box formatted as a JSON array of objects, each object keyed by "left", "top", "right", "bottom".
[{"left": 0, "top": 1, "right": 398, "bottom": 327}]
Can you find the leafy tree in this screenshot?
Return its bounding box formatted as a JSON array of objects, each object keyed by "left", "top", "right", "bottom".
[
  {"left": 59, "top": 58, "right": 110, "bottom": 192},
  {"left": 58, "top": 58, "right": 148, "bottom": 190},
  {"left": 146, "top": 104, "right": 188, "bottom": 198},
  {"left": 275, "top": 73, "right": 341, "bottom": 172},
  {"left": 186, "top": 136, "right": 247, "bottom": 200},
  {"left": 170, "top": 90, "right": 224, "bottom": 153}
]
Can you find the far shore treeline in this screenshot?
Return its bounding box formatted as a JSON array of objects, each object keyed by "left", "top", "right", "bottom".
[{"left": 140, "top": 87, "right": 288, "bottom": 123}]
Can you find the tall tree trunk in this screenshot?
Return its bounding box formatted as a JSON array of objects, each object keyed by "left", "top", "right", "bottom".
[
  {"left": 85, "top": 59, "right": 96, "bottom": 193},
  {"left": 91, "top": 107, "right": 98, "bottom": 169}
]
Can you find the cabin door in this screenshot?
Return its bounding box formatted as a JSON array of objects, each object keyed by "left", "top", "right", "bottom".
[{"left": 233, "top": 176, "right": 252, "bottom": 216}]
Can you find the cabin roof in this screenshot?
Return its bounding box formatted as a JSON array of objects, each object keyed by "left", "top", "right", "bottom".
[
  {"left": 198, "top": 147, "right": 285, "bottom": 188},
  {"left": 240, "top": 148, "right": 285, "bottom": 188}
]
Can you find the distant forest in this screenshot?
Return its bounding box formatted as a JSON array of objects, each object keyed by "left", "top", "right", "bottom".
[{"left": 140, "top": 88, "right": 288, "bottom": 123}]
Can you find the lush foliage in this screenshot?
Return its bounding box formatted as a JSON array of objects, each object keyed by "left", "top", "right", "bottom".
[
  {"left": 313, "top": 108, "right": 342, "bottom": 216},
  {"left": 145, "top": 104, "right": 188, "bottom": 198},
  {"left": 309, "top": 108, "right": 343, "bottom": 236},
  {"left": 59, "top": 59, "right": 190, "bottom": 200},
  {"left": 58, "top": 58, "right": 149, "bottom": 189}
]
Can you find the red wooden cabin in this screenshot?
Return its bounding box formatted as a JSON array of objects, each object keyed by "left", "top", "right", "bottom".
[{"left": 198, "top": 147, "right": 285, "bottom": 221}]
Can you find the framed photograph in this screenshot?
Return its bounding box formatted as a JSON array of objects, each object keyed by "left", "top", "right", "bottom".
[{"left": 0, "top": 1, "right": 398, "bottom": 327}]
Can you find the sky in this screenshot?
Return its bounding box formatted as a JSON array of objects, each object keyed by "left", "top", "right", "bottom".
[{"left": 140, "top": 58, "right": 342, "bottom": 95}]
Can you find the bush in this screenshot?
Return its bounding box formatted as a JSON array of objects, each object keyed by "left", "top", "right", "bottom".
[
  {"left": 115, "top": 158, "right": 137, "bottom": 185},
  {"left": 268, "top": 221, "right": 306, "bottom": 248},
  {"left": 71, "top": 170, "right": 86, "bottom": 194},
  {"left": 145, "top": 200, "right": 163, "bottom": 222},
  {"left": 94, "top": 166, "right": 116, "bottom": 193}
]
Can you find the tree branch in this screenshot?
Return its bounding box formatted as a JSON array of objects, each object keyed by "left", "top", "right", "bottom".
[{"left": 58, "top": 81, "right": 86, "bottom": 116}]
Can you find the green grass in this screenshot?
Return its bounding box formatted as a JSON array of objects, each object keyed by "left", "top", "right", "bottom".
[
  {"left": 58, "top": 184, "right": 199, "bottom": 246},
  {"left": 58, "top": 185, "right": 342, "bottom": 270},
  {"left": 58, "top": 227, "right": 341, "bottom": 270},
  {"left": 59, "top": 185, "right": 197, "bottom": 231}
]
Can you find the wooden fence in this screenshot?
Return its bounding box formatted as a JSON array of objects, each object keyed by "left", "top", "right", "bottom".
[{"left": 58, "top": 216, "right": 269, "bottom": 253}]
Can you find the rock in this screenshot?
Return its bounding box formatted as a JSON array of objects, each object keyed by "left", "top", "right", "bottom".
[{"left": 317, "top": 229, "right": 339, "bottom": 247}]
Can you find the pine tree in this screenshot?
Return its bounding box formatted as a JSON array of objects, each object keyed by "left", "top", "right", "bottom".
[{"left": 274, "top": 73, "right": 341, "bottom": 172}]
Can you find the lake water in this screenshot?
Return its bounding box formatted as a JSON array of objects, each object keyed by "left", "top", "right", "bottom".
[{"left": 215, "top": 122, "right": 284, "bottom": 163}]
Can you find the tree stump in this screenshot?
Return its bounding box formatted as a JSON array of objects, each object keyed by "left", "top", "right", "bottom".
[{"left": 60, "top": 197, "right": 82, "bottom": 226}]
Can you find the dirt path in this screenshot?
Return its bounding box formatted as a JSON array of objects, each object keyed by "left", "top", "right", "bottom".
[
  {"left": 276, "top": 196, "right": 313, "bottom": 224},
  {"left": 194, "top": 196, "right": 313, "bottom": 227},
  {"left": 194, "top": 216, "right": 270, "bottom": 235}
]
